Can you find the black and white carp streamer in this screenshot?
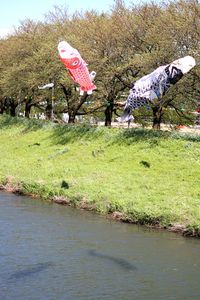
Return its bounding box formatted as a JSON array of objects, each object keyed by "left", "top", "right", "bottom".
[{"left": 117, "top": 56, "right": 196, "bottom": 122}]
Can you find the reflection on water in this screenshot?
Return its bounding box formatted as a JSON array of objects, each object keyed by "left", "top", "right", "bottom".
[
  {"left": 0, "top": 191, "right": 200, "bottom": 300},
  {"left": 8, "top": 262, "right": 54, "bottom": 280},
  {"left": 88, "top": 249, "right": 137, "bottom": 271}
]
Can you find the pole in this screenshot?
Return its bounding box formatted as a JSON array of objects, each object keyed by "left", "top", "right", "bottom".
[{"left": 51, "top": 83, "right": 54, "bottom": 120}]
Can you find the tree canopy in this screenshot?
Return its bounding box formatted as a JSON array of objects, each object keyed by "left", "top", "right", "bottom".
[{"left": 0, "top": 0, "right": 199, "bottom": 127}]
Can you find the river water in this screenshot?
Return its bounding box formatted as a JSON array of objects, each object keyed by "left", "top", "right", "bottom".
[{"left": 0, "top": 191, "right": 200, "bottom": 300}]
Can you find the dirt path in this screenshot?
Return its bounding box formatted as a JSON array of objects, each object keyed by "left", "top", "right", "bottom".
[{"left": 98, "top": 122, "right": 200, "bottom": 134}]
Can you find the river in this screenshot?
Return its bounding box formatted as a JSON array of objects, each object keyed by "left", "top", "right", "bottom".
[{"left": 0, "top": 191, "right": 200, "bottom": 300}]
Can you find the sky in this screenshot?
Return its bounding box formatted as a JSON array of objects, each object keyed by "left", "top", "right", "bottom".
[{"left": 0, "top": 0, "right": 135, "bottom": 38}]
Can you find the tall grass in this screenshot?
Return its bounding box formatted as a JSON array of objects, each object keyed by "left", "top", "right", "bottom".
[{"left": 0, "top": 115, "right": 200, "bottom": 237}]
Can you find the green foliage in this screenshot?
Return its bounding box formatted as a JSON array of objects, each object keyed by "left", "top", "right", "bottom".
[{"left": 185, "top": 224, "right": 200, "bottom": 238}]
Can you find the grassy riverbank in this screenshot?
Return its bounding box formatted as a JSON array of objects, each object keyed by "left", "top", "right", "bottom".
[{"left": 0, "top": 115, "right": 200, "bottom": 237}]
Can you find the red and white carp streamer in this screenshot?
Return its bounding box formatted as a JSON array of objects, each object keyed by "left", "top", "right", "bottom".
[{"left": 58, "top": 41, "right": 96, "bottom": 95}]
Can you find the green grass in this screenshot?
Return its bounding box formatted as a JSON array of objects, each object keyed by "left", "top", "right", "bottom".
[{"left": 0, "top": 115, "right": 200, "bottom": 237}]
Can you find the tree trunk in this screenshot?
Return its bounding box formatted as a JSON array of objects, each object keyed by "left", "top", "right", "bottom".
[
  {"left": 9, "top": 102, "right": 17, "bottom": 117},
  {"left": 67, "top": 109, "right": 76, "bottom": 123},
  {"left": 0, "top": 99, "right": 5, "bottom": 114},
  {"left": 25, "top": 103, "right": 31, "bottom": 118},
  {"left": 24, "top": 96, "right": 33, "bottom": 118},
  {"left": 104, "top": 100, "right": 114, "bottom": 126},
  {"left": 45, "top": 99, "right": 53, "bottom": 120},
  {"left": 152, "top": 105, "right": 163, "bottom": 130},
  {"left": 68, "top": 116, "right": 75, "bottom": 123}
]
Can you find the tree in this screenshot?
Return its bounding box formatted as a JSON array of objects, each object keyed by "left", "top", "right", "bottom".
[
  {"left": 112, "top": 0, "right": 200, "bottom": 129},
  {"left": 0, "top": 0, "right": 199, "bottom": 128}
]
